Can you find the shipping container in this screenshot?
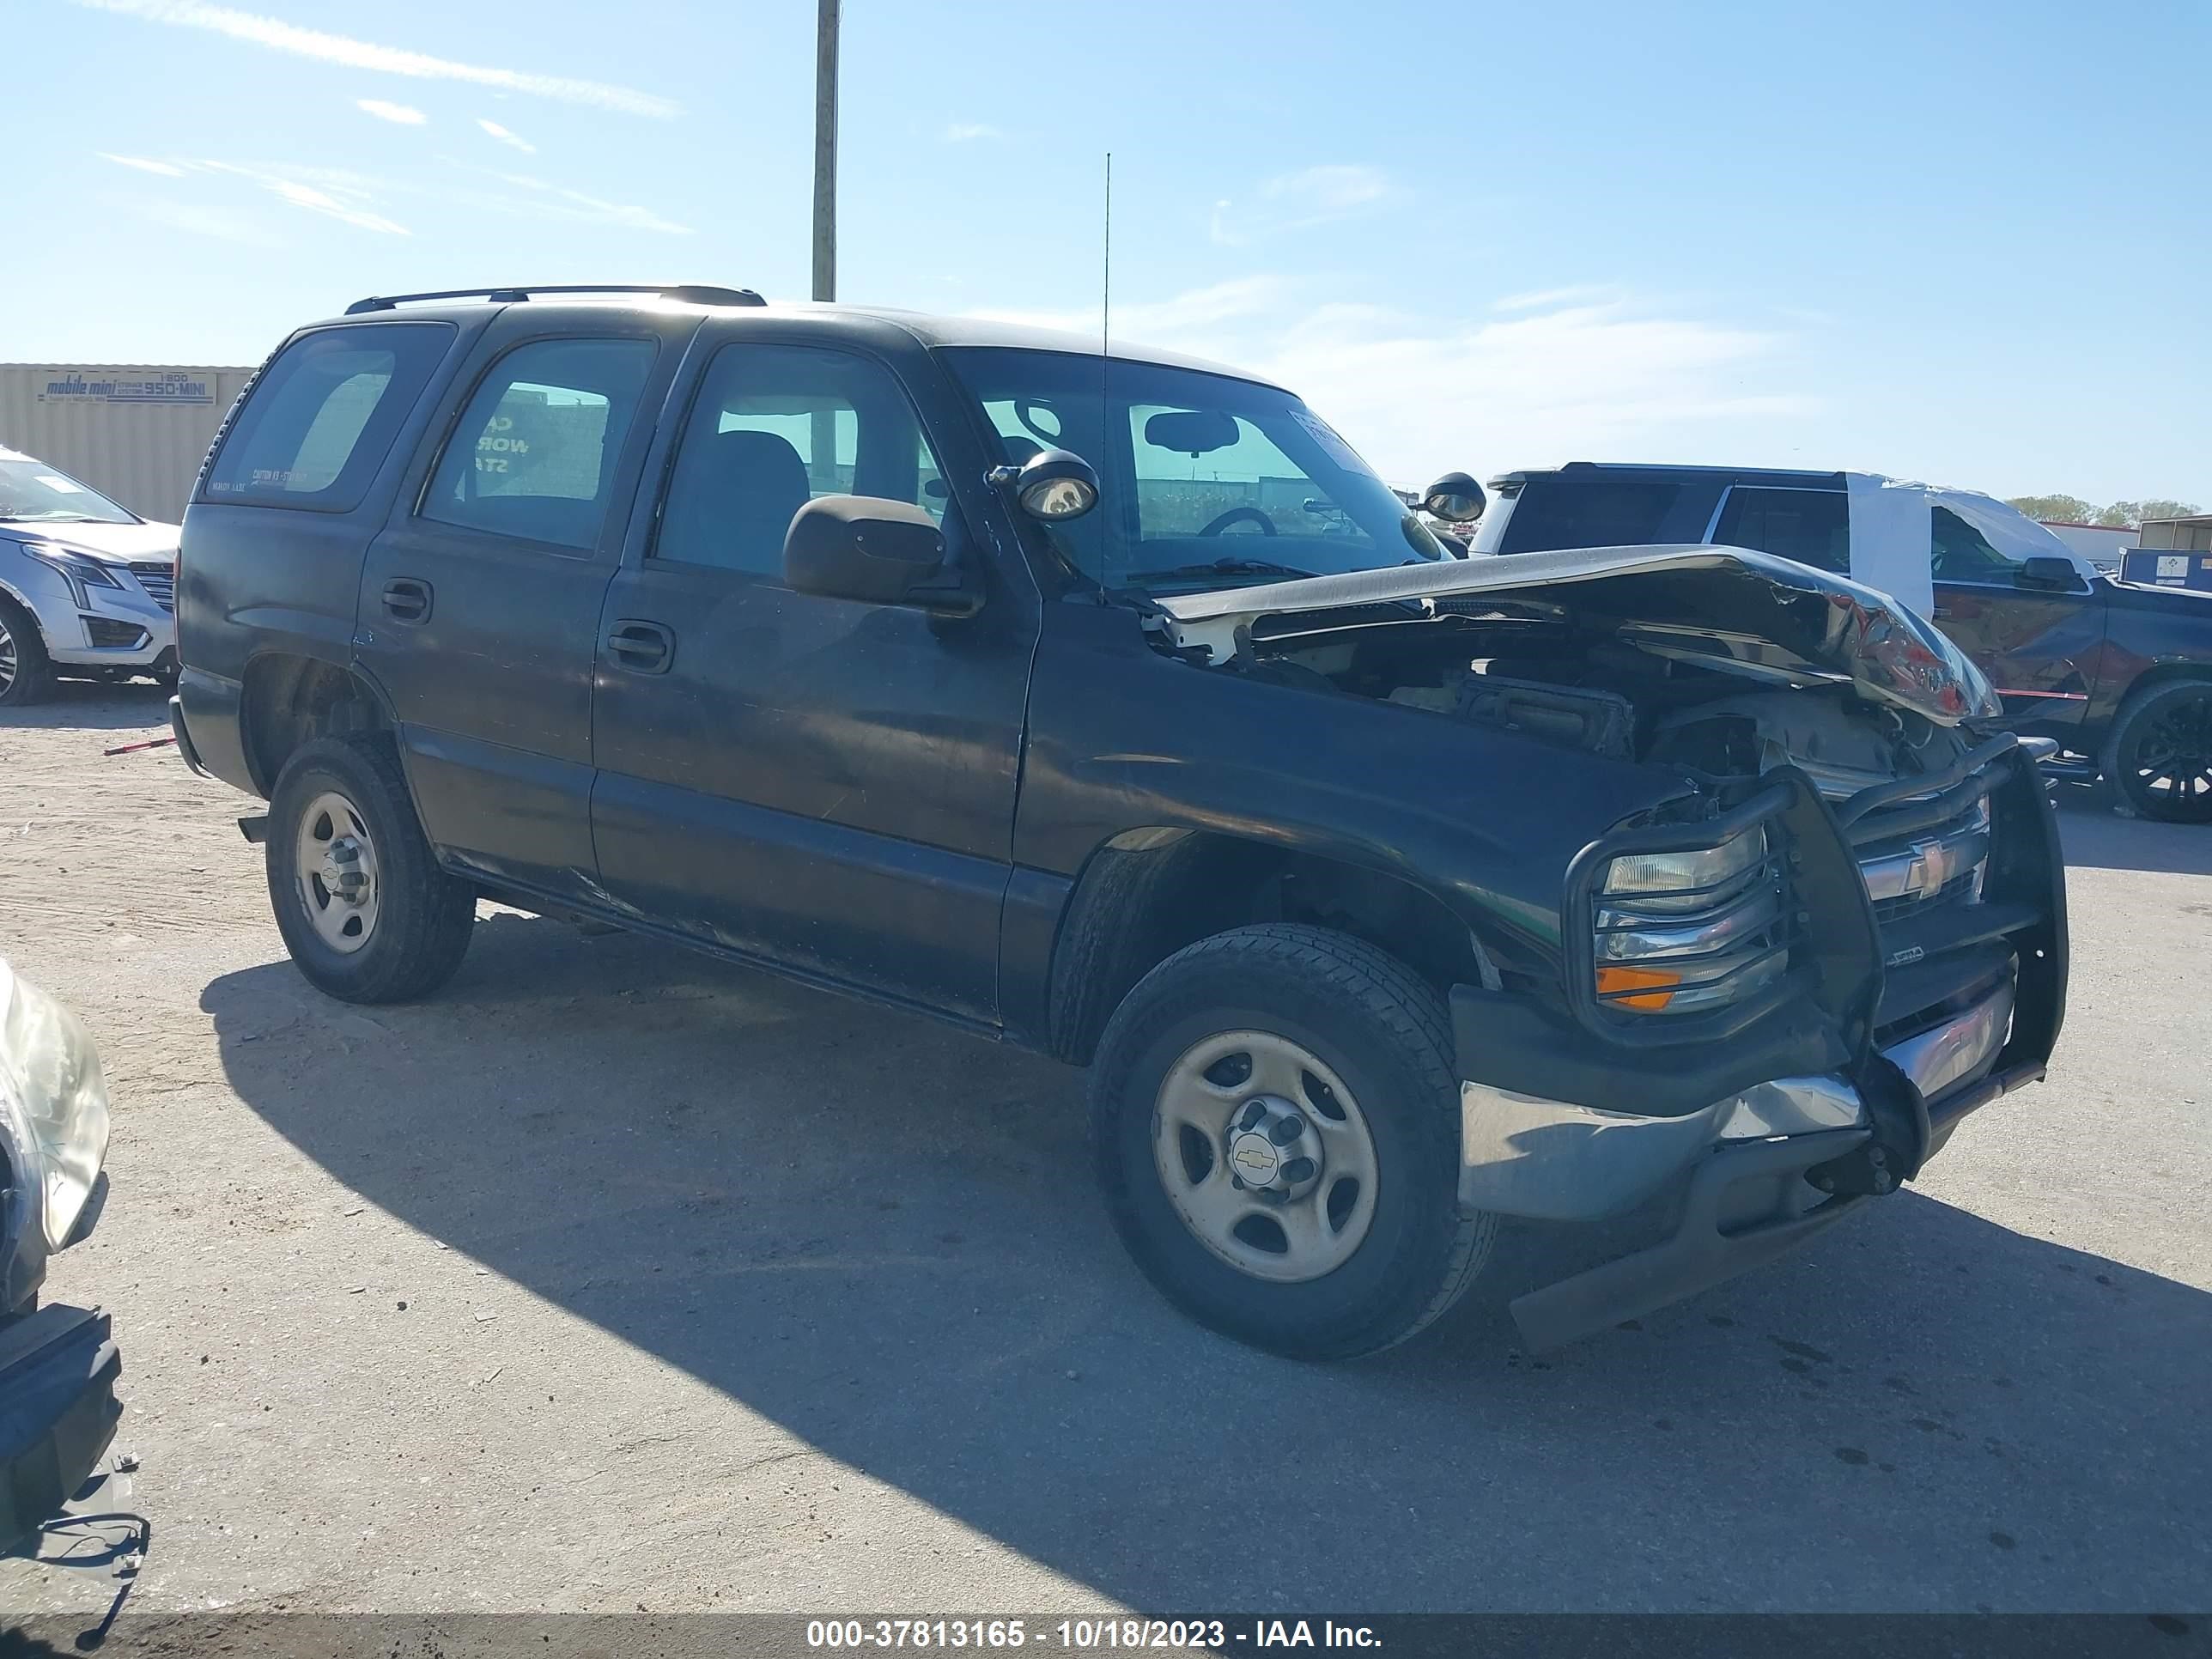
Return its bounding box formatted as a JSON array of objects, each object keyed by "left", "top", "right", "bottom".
[
  {"left": 2120, "top": 549, "right": 2212, "bottom": 592},
  {"left": 0, "top": 362, "right": 259, "bottom": 524}
]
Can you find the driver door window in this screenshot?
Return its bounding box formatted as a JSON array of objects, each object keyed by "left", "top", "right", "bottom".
[
  {"left": 1931, "top": 507, "right": 2022, "bottom": 585},
  {"left": 654, "top": 343, "right": 945, "bottom": 580}
]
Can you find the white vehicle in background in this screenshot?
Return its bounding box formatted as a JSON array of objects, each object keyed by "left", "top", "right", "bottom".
[{"left": 0, "top": 447, "right": 179, "bottom": 706}]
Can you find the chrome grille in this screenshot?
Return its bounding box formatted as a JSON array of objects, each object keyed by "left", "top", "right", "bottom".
[
  {"left": 129, "top": 561, "right": 175, "bottom": 611},
  {"left": 1856, "top": 796, "right": 1990, "bottom": 921},
  {"left": 1871, "top": 868, "right": 1978, "bottom": 924}
]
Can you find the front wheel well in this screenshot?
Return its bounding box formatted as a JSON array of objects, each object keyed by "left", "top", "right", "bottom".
[
  {"left": 1044, "top": 829, "right": 1497, "bottom": 1066},
  {"left": 241, "top": 655, "right": 391, "bottom": 795}
]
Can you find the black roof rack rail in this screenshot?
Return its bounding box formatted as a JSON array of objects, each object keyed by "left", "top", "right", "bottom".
[{"left": 343, "top": 283, "right": 766, "bottom": 315}]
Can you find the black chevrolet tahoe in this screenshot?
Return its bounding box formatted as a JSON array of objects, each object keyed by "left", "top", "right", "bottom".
[
  {"left": 1476, "top": 461, "right": 2212, "bottom": 822},
  {"left": 169, "top": 284, "right": 2068, "bottom": 1358}
]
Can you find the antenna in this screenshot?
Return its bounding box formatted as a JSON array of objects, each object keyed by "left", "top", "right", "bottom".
[{"left": 1100, "top": 151, "right": 1113, "bottom": 604}]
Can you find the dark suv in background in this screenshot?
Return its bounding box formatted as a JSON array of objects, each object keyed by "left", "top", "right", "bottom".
[
  {"left": 1477, "top": 462, "right": 2212, "bottom": 821},
  {"left": 169, "top": 285, "right": 2066, "bottom": 1358}
]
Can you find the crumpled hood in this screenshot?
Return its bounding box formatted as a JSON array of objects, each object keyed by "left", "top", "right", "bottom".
[
  {"left": 1152, "top": 543, "right": 2002, "bottom": 726},
  {"left": 0, "top": 519, "right": 179, "bottom": 564}
]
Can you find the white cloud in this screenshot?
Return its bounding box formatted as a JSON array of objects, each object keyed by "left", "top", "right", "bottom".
[
  {"left": 193, "top": 161, "right": 410, "bottom": 234},
  {"left": 970, "top": 276, "right": 1294, "bottom": 342},
  {"left": 471, "top": 171, "right": 691, "bottom": 234},
  {"left": 1261, "top": 163, "right": 1394, "bottom": 214},
  {"left": 134, "top": 199, "right": 283, "bottom": 246},
  {"left": 153, "top": 155, "right": 689, "bottom": 239},
  {"left": 99, "top": 152, "right": 186, "bottom": 176},
  {"left": 943, "top": 122, "right": 1002, "bottom": 143},
  {"left": 1493, "top": 283, "right": 1622, "bottom": 313},
  {"left": 974, "top": 282, "right": 1814, "bottom": 485},
  {"left": 1212, "top": 164, "right": 1400, "bottom": 246},
  {"left": 69, "top": 0, "right": 679, "bottom": 117},
  {"left": 477, "top": 118, "right": 535, "bottom": 153},
  {"left": 356, "top": 98, "right": 426, "bottom": 125}
]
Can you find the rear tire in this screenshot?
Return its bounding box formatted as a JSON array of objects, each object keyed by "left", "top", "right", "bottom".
[
  {"left": 0, "top": 595, "right": 54, "bottom": 708},
  {"left": 1090, "top": 924, "right": 1494, "bottom": 1359},
  {"left": 266, "top": 735, "right": 477, "bottom": 1002},
  {"left": 2101, "top": 679, "right": 2212, "bottom": 823}
]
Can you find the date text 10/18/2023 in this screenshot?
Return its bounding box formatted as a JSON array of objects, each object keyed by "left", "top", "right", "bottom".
[{"left": 806, "top": 1620, "right": 1383, "bottom": 1650}]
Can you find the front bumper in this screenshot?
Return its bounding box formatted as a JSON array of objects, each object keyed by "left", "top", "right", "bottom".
[
  {"left": 1461, "top": 972, "right": 2041, "bottom": 1351},
  {"left": 0, "top": 1304, "right": 124, "bottom": 1552},
  {"left": 22, "top": 574, "right": 175, "bottom": 669}
]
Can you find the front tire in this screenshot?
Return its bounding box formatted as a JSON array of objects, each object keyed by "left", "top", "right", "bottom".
[
  {"left": 265, "top": 736, "right": 477, "bottom": 1003},
  {"left": 2102, "top": 679, "right": 2212, "bottom": 823},
  {"left": 1090, "top": 924, "right": 1495, "bottom": 1359},
  {"left": 0, "top": 595, "right": 55, "bottom": 708}
]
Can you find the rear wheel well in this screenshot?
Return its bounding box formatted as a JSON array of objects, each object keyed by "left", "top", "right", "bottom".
[
  {"left": 1045, "top": 829, "right": 1493, "bottom": 1066},
  {"left": 241, "top": 655, "right": 390, "bottom": 795}
]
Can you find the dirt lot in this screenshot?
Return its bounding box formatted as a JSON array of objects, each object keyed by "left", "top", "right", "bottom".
[{"left": 2, "top": 684, "right": 2208, "bottom": 1618}]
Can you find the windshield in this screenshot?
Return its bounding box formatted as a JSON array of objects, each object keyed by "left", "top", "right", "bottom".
[
  {"left": 0, "top": 459, "right": 139, "bottom": 525},
  {"left": 938, "top": 348, "right": 1446, "bottom": 590}
]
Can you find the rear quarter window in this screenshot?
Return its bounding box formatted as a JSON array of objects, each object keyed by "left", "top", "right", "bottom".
[
  {"left": 1714, "top": 486, "right": 1850, "bottom": 574},
  {"left": 1498, "top": 477, "right": 1724, "bottom": 554},
  {"left": 202, "top": 323, "right": 454, "bottom": 512}
]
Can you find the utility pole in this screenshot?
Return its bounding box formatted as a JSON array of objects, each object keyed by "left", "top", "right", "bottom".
[{"left": 811, "top": 0, "right": 839, "bottom": 303}]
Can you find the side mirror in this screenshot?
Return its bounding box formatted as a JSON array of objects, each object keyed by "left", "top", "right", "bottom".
[
  {"left": 1421, "top": 471, "right": 1486, "bottom": 524},
  {"left": 991, "top": 448, "right": 1100, "bottom": 523},
  {"left": 784, "top": 495, "right": 976, "bottom": 614},
  {"left": 2016, "top": 555, "right": 2081, "bottom": 592}
]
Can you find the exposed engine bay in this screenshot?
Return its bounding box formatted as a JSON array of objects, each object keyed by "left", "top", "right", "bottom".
[
  {"left": 1146, "top": 543, "right": 2004, "bottom": 793},
  {"left": 1237, "top": 627, "right": 1982, "bottom": 795}
]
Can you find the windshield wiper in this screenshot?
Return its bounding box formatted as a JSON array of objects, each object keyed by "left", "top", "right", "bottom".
[{"left": 1121, "top": 557, "right": 1321, "bottom": 588}]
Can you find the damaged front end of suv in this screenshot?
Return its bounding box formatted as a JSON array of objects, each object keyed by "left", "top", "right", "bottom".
[{"left": 1146, "top": 544, "right": 2067, "bottom": 1348}]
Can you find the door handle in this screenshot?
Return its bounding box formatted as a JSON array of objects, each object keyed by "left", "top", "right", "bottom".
[
  {"left": 382, "top": 578, "right": 433, "bottom": 624},
  {"left": 605, "top": 618, "right": 674, "bottom": 674}
]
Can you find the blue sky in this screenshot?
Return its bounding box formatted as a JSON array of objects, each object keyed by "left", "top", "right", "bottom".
[{"left": 10, "top": 0, "right": 2207, "bottom": 503}]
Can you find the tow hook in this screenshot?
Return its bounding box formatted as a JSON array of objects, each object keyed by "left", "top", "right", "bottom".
[
  {"left": 1809, "top": 1055, "right": 1931, "bottom": 1198},
  {"left": 1808, "top": 1139, "right": 1902, "bottom": 1198}
]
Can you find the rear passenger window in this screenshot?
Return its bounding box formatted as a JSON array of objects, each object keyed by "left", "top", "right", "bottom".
[
  {"left": 203, "top": 323, "right": 452, "bottom": 511},
  {"left": 1713, "top": 486, "right": 1850, "bottom": 573},
  {"left": 422, "top": 337, "right": 658, "bottom": 551}
]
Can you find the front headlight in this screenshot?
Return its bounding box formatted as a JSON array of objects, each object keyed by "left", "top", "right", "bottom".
[
  {"left": 20, "top": 544, "right": 125, "bottom": 610},
  {"left": 1601, "top": 825, "right": 1768, "bottom": 911},
  {"left": 0, "top": 961, "right": 112, "bottom": 1252},
  {"left": 1592, "top": 825, "right": 1788, "bottom": 1015}
]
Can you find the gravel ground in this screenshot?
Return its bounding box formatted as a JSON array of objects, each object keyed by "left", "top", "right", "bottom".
[{"left": 1, "top": 684, "right": 2207, "bottom": 1619}]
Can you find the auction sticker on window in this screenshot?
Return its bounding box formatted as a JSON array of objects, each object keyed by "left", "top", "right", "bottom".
[{"left": 1289, "top": 410, "right": 1370, "bottom": 473}]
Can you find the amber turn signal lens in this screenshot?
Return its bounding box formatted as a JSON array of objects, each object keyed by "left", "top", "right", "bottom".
[{"left": 1595, "top": 965, "right": 1683, "bottom": 1012}]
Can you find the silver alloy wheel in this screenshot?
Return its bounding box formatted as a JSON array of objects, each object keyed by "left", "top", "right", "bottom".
[
  {"left": 1152, "top": 1029, "right": 1379, "bottom": 1283},
  {"left": 0, "top": 613, "right": 15, "bottom": 693},
  {"left": 294, "top": 789, "right": 380, "bottom": 954}
]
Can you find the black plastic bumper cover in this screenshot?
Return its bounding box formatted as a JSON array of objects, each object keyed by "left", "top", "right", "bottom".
[
  {"left": 0, "top": 1304, "right": 124, "bottom": 1553},
  {"left": 1509, "top": 1060, "right": 2046, "bottom": 1352}
]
